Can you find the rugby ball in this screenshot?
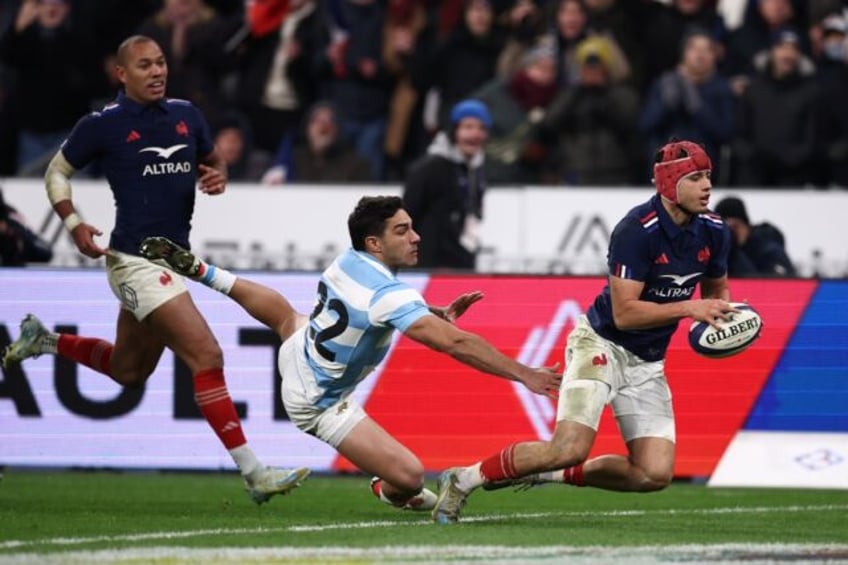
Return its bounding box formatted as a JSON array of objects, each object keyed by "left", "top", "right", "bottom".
[{"left": 688, "top": 303, "right": 762, "bottom": 358}]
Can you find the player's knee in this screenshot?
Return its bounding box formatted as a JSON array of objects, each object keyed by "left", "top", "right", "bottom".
[
  {"left": 393, "top": 461, "right": 426, "bottom": 493},
  {"left": 640, "top": 468, "right": 673, "bottom": 492},
  {"left": 381, "top": 458, "right": 425, "bottom": 495}
]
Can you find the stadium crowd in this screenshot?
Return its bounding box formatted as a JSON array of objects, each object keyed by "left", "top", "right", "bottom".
[{"left": 1, "top": 0, "right": 847, "bottom": 189}]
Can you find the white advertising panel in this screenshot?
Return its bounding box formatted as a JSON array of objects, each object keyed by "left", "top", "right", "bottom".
[
  {"left": 0, "top": 269, "right": 428, "bottom": 471},
  {"left": 708, "top": 431, "right": 848, "bottom": 489},
  {"left": 1, "top": 180, "right": 843, "bottom": 276}
]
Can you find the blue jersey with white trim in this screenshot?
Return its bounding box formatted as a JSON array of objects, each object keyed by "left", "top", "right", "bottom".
[
  {"left": 60, "top": 91, "right": 214, "bottom": 255},
  {"left": 586, "top": 195, "right": 731, "bottom": 361},
  {"left": 303, "top": 249, "right": 432, "bottom": 408}
]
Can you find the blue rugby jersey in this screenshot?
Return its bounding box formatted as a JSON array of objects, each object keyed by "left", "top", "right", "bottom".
[
  {"left": 60, "top": 91, "right": 214, "bottom": 255},
  {"left": 586, "top": 195, "right": 731, "bottom": 361},
  {"left": 303, "top": 249, "right": 432, "bottom": 408}
]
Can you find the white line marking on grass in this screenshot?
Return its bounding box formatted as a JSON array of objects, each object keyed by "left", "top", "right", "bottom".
[
  {"left": 290, "top": 504, "right": 848, "bottom": 532},
  {"left": 2, "top": 504, "right": 847, "bottom": 549},
  {"left": 2, "top": 543, "right": 848, "bottom": 564},
  {"left": 0, "top": 528, "right": 286, "bottom": 550}
]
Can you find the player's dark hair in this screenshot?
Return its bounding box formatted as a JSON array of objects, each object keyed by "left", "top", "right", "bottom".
[{"left": 348, "top": 196, "right": 404, "bottom": 251}]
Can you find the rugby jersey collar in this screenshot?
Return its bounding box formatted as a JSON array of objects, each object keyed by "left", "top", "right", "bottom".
[
  {"left": 353, "top": 249, "right": 397, "bottom": 279},
  {"left": 117, "top": 90, "right": 170, "bottom": 115},
  {"left": 651, "top": 194, "right": 701, "bottom": 240}
]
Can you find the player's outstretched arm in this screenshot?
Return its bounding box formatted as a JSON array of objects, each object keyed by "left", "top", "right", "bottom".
[
  {"left": 404, "top": 315, "right": 561, "bottom": 396},
  {"left": 428, "top": 290, "right": 484, "bottom": 323}
]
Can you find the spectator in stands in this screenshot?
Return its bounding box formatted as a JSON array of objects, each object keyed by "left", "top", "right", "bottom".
[
  {"left": 472, "top": 41, "right": 558, "bottom": 184},
  {"left": 501, "top": 0, "right": 546, "bottom": 44},
  {"left": 815, "top": 13, "right": 848, "bottom": 186},
  {"left": 639, "top": 0, "right": 727, "bottom": 89},
  {"left": 317, "top": 0, "right": 392, "bottom": 181},
  {"left": 537, "top": 35, "right": 641, "bottom": 185},
  {"left": 137, "top": 0, "right": 241, "bottom": 126},
  {"left": 212, "top": 113, "right": 267, "bottom": 182},
  {"left": 725, "top": 0, "right": 805, "bottom": 94},
  {"left": 539, "top": 0, "right": 629, "bottom": 89},
  {"left": 403, "top": 99, "right": 490, "bottom": 270},
  {"left": 0, "top": 0, "right": 97, "bottom": 175},
  {"left": 412, "top": 0, "right": 507, "bottom": 130},
  {"left": 0, "top": 186, "right": 52, "bottom": 266},
  {"left": 547, "top": 0, "right": 592, "bottom": 87},
  {"left": 582, "top": 0, "right": 647, "bottom": 89},
  {"left": 262, "top": 101, "right": 371, "bottom": 185},
  {"left": 812, "top": 12, "right": 847, "bottom": 81},
  {"left": 314, "top": 0, "right": 391, "bottom": 181},
  {"left": 234, "top": 0, "right": 320, "bottom": 159},
  {"left": 493, "top": 0, "right": 547, "bottom": 78},
  {"left": 714, "top": 196, "right": 796, "bottom": 277},
  {"left": 639, "top": 28, "right": 735, "bottom": 179},
  {"left": 382, "top": 0, "right": 429, "bottom": 180},
  {"left": 731, "top": 27, "right": 821, "bottom": 187}
]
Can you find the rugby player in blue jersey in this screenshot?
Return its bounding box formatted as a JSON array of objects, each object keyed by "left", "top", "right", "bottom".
[
  {"left": 432, "top": 139, "right": 738, "bottom": 524},
  {"left": 2, "top": 35, "right": 309, "bottom": 504},
  {"left": 137, "top": 195, "right": 562, "bottom": 511}
]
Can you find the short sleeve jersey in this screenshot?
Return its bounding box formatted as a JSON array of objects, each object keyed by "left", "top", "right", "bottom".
[
  {"left": 60, "top": 92, "right": 214, "bottom": 255},
  {"left": 586, "top": 195, "right": 731, "bottom": 361},
  {"left": 302, "top": 249, "right": 432, "bottom": 408}
]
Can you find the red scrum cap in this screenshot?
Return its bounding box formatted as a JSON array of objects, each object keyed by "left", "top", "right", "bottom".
[{"left": 652, "top": 140, "right": 712, "bottom": 203}]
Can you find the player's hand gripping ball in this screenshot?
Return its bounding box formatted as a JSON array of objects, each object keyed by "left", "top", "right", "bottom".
[{"left": 689, "top": 303, "right": 762, "bottom": 358}]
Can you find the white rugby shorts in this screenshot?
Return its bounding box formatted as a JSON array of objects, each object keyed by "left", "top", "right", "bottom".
[
  {"left": 106, "top": 250, "right": 188, "bottom": 321},
  {"left": 558, "top": 315, "right": 676, "bottom": 443},
  {"left": 278, "top": 329, "right": 367, "bottom": 447}
]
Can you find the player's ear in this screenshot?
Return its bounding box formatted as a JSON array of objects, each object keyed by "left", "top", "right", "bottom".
[{"left": 364, "top": 235, "right": 381, "bottom": 254}]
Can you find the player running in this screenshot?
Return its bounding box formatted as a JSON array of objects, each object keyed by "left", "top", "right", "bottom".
[{"left": 2, "top": 35, "right": 308, "bottom": 504}]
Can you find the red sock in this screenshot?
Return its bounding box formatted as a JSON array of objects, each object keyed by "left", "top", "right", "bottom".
[
  {"left": 563, "top": 464, "right": 585, "bottom": 486},
  {"left": 57, "top": 334, "right": 113, "bottom": 375},
  {"left": 480, "top": 443, "right": 521, "bottom": 482},
  {"left": 194, "top": 368, "right": 247, "bottom": 449}
]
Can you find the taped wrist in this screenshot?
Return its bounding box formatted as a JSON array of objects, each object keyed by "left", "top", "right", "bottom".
[{"left": 63, "top": 213, "right": 82, "bottom": 232}]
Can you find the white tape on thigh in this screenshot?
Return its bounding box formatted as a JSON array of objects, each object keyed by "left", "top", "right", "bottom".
[{"left": 557, "top": 379, "right": 610, "bottom": 431}]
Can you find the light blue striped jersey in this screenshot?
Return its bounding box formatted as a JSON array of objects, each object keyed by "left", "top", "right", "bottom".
[{"left": 303, "top": 249, "right": 431, "bottom": 408}]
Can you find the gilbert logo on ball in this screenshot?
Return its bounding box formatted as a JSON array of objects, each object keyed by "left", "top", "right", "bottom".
[{"left": 688, "top": 303, "right": 763, "bottom": 358}]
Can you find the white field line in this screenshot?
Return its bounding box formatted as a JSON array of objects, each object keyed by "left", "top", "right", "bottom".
[
  {"left": 2, "top": 543, "right": 848, "bottom": 565},
  {"left": 1, "top": 504, "right": 847, "bottom": 550}
]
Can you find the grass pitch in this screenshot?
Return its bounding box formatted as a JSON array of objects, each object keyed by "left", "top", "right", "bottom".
[{"left": 1, "top": 469, "right": 847, "bottom": 563}]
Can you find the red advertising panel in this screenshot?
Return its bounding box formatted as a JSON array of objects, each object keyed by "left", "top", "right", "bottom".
[{"left": 335, "top": 277, "right": 816, "bottom": 477}]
